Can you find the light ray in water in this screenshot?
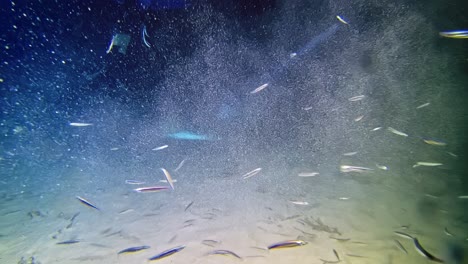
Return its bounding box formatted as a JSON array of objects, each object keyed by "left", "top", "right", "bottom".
[
  {"left": 294, "top": 24, "right": 339, "bottom": 58},
  {"left": 252, "top": 23, "right": 340, "bottom": 92}
]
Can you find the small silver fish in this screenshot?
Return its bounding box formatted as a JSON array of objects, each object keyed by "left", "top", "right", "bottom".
[
  {"left": 412, "top": 238, "right": 444, "bottom": 263},
  {"left": 242, "top": 168, "right": 262, "bottom": 179},
  {"left": 333, "top": 249, "right": 340, "bottom": 260},
  {"left": 69, "top": 122, "right": 93, "bottom": 127},
  {"left": 376, "top": 164, "right": 388, "bottom": 170},
  {"left": 388, "top": 127, "right": 408, "bottom": 137},
  {"left": 267, "top": 240, "right": 308, "bottom": 250},
  {"left": 425, "top": 194, "right": 438, "bottom": 199},
  {"left": 148, "top": 245, "right": 185, "bottom": 261},
  {"left": 348, "top": 95, "right": 365, "bottom": 101},
  {"left": 174, "top": 159, "right": 186, "bottom": 172},
  {"left": 412, "top": 162, "right": 443, "bottom": 168},
  {"left": 336, "top": 15, "right": 349, "bottom": 25},
  {"left": 159, "top": 179, "right": 177, "bottom": 183},
  {"left": 340, "top": 165, "right": 373, "bottom": 173},
  {"left": 447, "top": 152, "right": 458, "bottom": 158},
  {"left": 250, "top": 83, "right": 269, "bottom": 94},
  {"left": 106, "top": 35, "right": 116, "bottom": 53},
  {"left": 57, "top": 239, "right": 80, "bottom": 245},
  {"left": 354, "top": 115, "right": 364, "bottom": 122},
  {"left": 134, "top": 186, "right": 170, "bottom": 193},
  {"left": 152, "top": 145, "right": 168, "bottom": 151},
  {"left": 118, "top": 209, "right": 134, "bottom": 215},
  {"left": 184, "top": 201, "right": 194, "bottom": 212},
  {"left": 444, "top": 227, "right": 454, "bottom": 237},
  {"left": 142, "top": 25, "right": 151, "bottom": 48},
  {"left": 346, "top": 254, "right": 368, "bottom": 258},
  {"left": 298, "top": 172, "right": 319, "bottom": 177},
  {"left": 439, "top": 30, "right": 468, "bottom": 39},
  {"left": 76, "top": 196, "right": 100, "bottom": 211},
  {"left": 423, "top": 139, "right": 447, "bottom": 146},
  {"left": 125, "top": 179, "right": 145, "bottom": 185},
  {"left": 207, "top": 249, "right": 242, "bottom": 259},
  {"left": 393, "top": 239, "right": 408, "bottom": 254},
  {"left": 416, "top": 102, "right": 430, "bottom": 109},
  {"left": 394, "top": 231, "right": 414, "bottom": 240},
  {"left": 118, "top": 245, "right": 150, "bottom": 254},
  {"left": 289, "top": 200, "right": 309, "bottom": 205},
  {"left": 161, "top": 168, "right": 175, "bottom": 190},
  {"left": 202, "top": 239, "right": 221, "bottom": 247}
]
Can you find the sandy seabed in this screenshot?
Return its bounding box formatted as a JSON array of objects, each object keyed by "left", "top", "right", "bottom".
[{"left": 0, "top": 160, "right": 462, "bottom": 264}]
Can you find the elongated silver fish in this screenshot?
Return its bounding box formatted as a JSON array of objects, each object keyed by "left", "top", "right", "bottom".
[
  {"left": 348, "top": 95, "right": 365, "bottom": 101},
  {"left": 242, "top": 168, "right": 262, "bottom": 179},
  {"left": 152, "top": 145, "right": 168, "bottom": 151},
  {"left": 56, "top": 239, "right": 80, "bottom": 245},
  {"left": 393, "top": 239, "right": 408, "bottom": 254},
  {"left": 444, "top": 227, "right": 454, "bottom": 237},
  {"left": 376, "top": 164, "right": 388, "bottom": 170},
  {"left": 394, "top": 231, "right": 414, "bottom": 240},
  {"left": 250, "top": 83, "right": 269, "bottom": 94},
  {"left": 439, "top": 30, "right": 468, "bottom": 39},
  {"left": 118, "top": 245, "right": 150, "bottom": 254},
  {"left": 333, "top": 249, "right": 340, "bottom": 260},
  {"left": 347, "top": 253, "right": 368, "bottom": 258},
  {"left": 201, "top": 239, "right": 220, "bottom": 247},
  {"left": 125, "top": 179, "right": 145, "bottom": 185},
  {"left": 184, "top": 201, "right": 194, "bottom": 212},
  {"left": 416, "top": 102, "right": 430, "bottom": 109},
  {"left": 340, "top": 165, "right": 373, "bottom": 173},
  {"left": 388, "top": 127, "right": 408, "bottom": 137},
  {"left": 267, "top": 240, "right": 308, "bottom": 250},
  {"left": 134, "top": 186, "right": 170, "bottom": 193},
  {"left": 69, "top": 122, "right": 93, "bottom": 127},
  {"left": 423, "top": 139, "right": 447, "bottom": 146},
  {"left": 298, "top": 172, "right": 319, "bottom": 177},
  {"left": 106, "top": 34, "right": 116, "bottom": 53},
  {"left": 148, "top": 245, "right": 185, "bottom": 261},
  {"left": 142, "top": 25, "right": 151, "bottom": 48},
  {"left": 413, "top": 238, "right": 444, "bottom": 263},
  {"left": 76, "top": 196, "right": 100, "bottom": 211},
  {"left": 289, "top": 200, "right": 309, "bottom": 205},
  {"left": 174, "top": 159, "right": 186, "bottom": 172},
  {"left": 336, "top": 15, "right": 349, "bottom": 25},
  {"left": 412, "top": 162, "right": 443, "bottom": 168},
  {"left": 161, "top": 168, "right": 175, "bottom": 190},
  {"left": 207, "top": 249, "right": 242, "bottom": 259}
]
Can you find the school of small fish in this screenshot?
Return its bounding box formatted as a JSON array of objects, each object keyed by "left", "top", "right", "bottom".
[{"left": 60, "top": 11, "right": 464, "bottom": 264}]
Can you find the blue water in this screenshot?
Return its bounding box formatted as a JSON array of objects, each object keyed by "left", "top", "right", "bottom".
[{"left": 0, "top": 0, "right": 467, "bottom": 263}]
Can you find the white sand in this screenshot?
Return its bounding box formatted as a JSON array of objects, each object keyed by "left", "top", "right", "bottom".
[{"left": 0, "top": 163, "right": 459, "bottom": 264}]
